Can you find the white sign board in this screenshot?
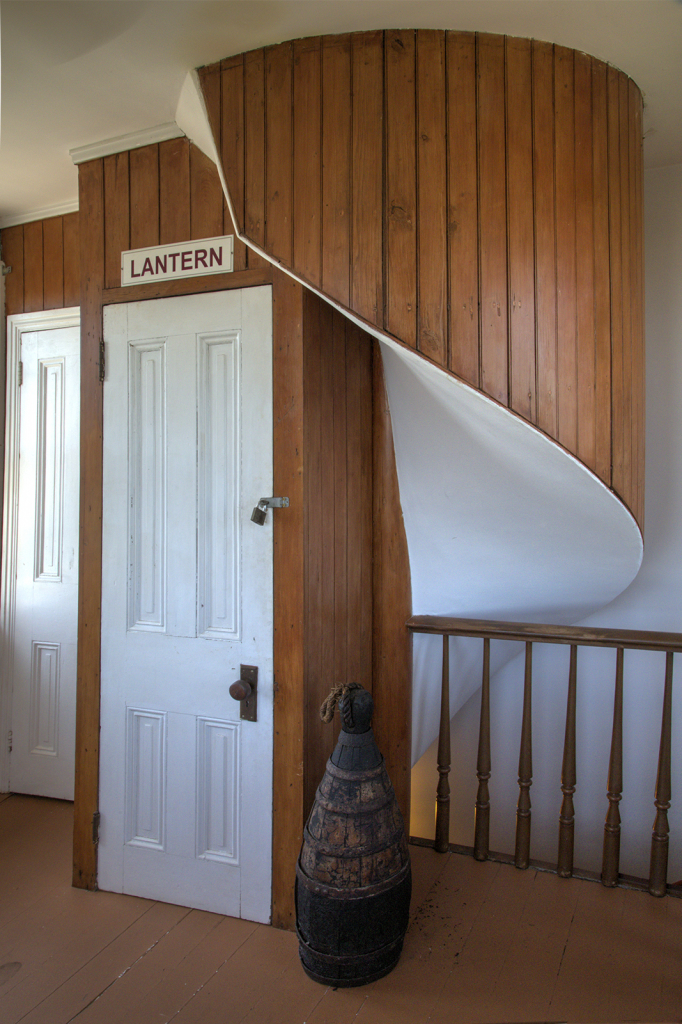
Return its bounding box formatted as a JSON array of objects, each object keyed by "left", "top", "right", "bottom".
[{"left": 121, "top": 236, "right": 234, "bottom": 286}]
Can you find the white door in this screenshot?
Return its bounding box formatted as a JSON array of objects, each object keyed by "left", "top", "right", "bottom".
[
  {"left": 2, "top": 314, "right": 80, "bottom": 800},
  {"left": 98, "top": 288, "right": 273, "bottom": 923}
]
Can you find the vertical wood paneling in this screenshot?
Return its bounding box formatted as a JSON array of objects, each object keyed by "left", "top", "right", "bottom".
[
  {"left": 592, "top": 60, "right": 612, "bottom": 485},
  {"left": 303, "top": 290, "right": 324, "bottom": 815},
  {"left": 293, "top": 38, "right": 322, "bottom": 288},
  {"left": 2, "top": 225, "right": 25, "bottom": 315},
  {"left": 159, "top": 138, "right": 190, "bottom": 244},
  {"left": 630, "top": 88, "right": 638, "bottom": 528},
  {"left": 447, "top": 31, "right": 478, "bottom": 386},
  {"left": 477, "top": 33, "right": 508, "bottom": 405},
  {"left": 74, "top": 157, "right": 104, "bottom": 890},
  {"left": 372, "top": 342, "right": 412, "bottom": 823},
  {"left": 608, "top": 66, "right": 624, "bottom": 501},
  {"left": 23, "top": 220, "right": 44, "bottom": 313},
  {"left": 63, "top": 213, "right": 80, "bottom": 307},
  {"left": 42, "top": 217, "right": 64, "bottom": 310},
  {"left": 271, "top": 269, "right": 305, "bottom": 929},
  {"left": 265, "top": 43, "right": 293, "bottom": 265},
  {"left": 351, "top": 31, "right": 384, "bottom": 326},
  {"left": 345, "top": 321, "right": 373, "bottom": 693},
  {"left": 302, "top": 294, "right": 374, "bottom": 818},
  {"left": 219, "top": 56, "right": 248, "bottom": 271},
  {"left": 190, "top": 144, "right": 224, "bottom": 240},
  {"left": 200, "top": 63, "right": 237, "bottom": 267},
  {"left": 385, "top": 30, "right": 417, "bottom": 347},
  {"left": 321, "top": 35, "right": 352, "bottom": 306},
  {"left": 555, "top": 46, "right": 578, "bottom": 452},
  {"left": 332, "top": 309, "right": 349, "bottom": 691},
  {"left": 129, "top": 145, "right": 160, "bottom": 250},
  {"left": 416, "top": 30, "right": 447, "bottom": 366},
  {"left": 103, "top": 152, "right": 130, "bottom": 290},
  {"left": 575, "top": 52, "right": 596, "bottom": 472},
  {"left": 620, "top": 74, "right": 633, "bottom": 513},
  {"left": 506, "top": 36, "right": 535, "bottom": 421},
  {"left": 203, "top": 35, "right": 644, "bottom": 528},
  {"left": 533, "top": 41, "right": 558, "bottom": 438},
  {"left": 244, "top": 50, "right": 268, "bottom": 269}
]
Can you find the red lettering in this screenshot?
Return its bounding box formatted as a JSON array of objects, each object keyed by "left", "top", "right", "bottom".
[
  {"left": 155, "top": 255, "right": 167, "bottom": 274},
  {"left": 130, "top": 260, "right": 140, "bottom": 279},
  {"left": 195, "top": 249, "right": 208, "bottom": 269},
  {"left": 209, "top": 247, "right": 223, "bottom": 267},
  {"left": 141, "top": 257, "right": 154, "bottom": 277},
  {"left": 181, "top": 251, "right": 193, "bottom": 270},
  {"left": 169, "top": 253, "right": 179, "bottom": 271}
]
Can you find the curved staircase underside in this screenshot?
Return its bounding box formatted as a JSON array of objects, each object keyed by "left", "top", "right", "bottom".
[
  {"left": 380, "top": 339, "right": 642, "bottom": 761},
  {"left": 191, "top": 28, "right": 646, "bottom": 768}
]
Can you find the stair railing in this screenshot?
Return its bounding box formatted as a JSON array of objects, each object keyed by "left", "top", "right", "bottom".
[{"left": 407, "top": 616, "right": 680, "bottom": 897}]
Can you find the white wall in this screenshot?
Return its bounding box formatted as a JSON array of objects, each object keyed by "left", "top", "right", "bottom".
[{"left": 411, "top": 164, "right": 682, "bottom": 886}]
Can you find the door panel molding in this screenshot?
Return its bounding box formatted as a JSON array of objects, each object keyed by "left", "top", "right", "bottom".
[{"left": 1, "top": 308, "right": 80, "bottom": 792}]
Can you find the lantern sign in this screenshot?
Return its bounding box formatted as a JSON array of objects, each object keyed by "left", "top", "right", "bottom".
[{"left": 121, "top": 235, "right": 234, "bottom": 286}]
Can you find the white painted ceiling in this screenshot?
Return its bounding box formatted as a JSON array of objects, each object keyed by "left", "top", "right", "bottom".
[{"left": 1, "top": 0, "right": 682, "bottom": 226}]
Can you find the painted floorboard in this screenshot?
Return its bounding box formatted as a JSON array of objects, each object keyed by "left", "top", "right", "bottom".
[{"left": 0, "top": 796, "right": 679, "bottom": 1024}]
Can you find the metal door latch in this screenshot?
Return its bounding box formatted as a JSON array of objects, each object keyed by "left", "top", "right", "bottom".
[
  {"left": 251, "top": 496, "right": 289, "bottom": 525},
  {"left": 229, "top": 665, "right": 258, "bottom": 721}
]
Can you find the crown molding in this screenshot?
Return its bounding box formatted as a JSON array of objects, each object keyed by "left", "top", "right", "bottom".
[
  {"left": 0, "top": 200, "right": 80, "bottom": 230},
  {"left": 69, "top": 122, "right": 185, "bottom": 165}
]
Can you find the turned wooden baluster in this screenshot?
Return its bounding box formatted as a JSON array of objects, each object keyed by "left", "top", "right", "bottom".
[
  {"left": 474, "top": 638, "right": 491, "bottom": 861},
  {"left": 602, "top": 646, "right": 624, "bottom": 887},
  {"left": 515, "top": 642, "right": 533, "bottom": 869},
  {"left": 435, "top": 634, "right": 451, "bottom": 853},
  {"left": 649, "top": 651, "right": 674, "bottom": 897},
  {"left": 557, "top": 645, "right": 578, "bottom": 877}
]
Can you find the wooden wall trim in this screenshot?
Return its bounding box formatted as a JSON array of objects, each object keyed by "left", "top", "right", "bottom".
[
  {"left": 271, "top": 269, "right": 306, "bottom": 929},
  {"left": 102, "top": 266, "right": 272, "bottom": 305},
  {"left": 73, "top": 160, "right": 104, "bottom": 889}
]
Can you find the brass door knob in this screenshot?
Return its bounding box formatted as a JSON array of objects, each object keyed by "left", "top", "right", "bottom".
[{"left": 229, "top": 679, "right": 252, "bottom": 701}]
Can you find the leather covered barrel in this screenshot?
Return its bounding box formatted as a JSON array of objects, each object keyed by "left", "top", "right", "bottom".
[{"left": 295, "top": 688, "right": 412, "bottom": 987}]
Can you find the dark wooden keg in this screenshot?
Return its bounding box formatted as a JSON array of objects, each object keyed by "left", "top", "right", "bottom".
[{"left": 295, "top": 687, "right": 411, "bottom": 987}]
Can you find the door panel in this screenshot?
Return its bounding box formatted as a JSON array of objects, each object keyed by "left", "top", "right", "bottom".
[
  {"left": 98, "top": 288, "right": 273, "bottom": 922},
  {"left": 9, "top": 324, "right": 80, "bottom": 800}
]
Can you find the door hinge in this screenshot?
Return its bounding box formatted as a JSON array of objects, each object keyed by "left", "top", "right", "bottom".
[
  {"left": 98, "top": 340, "right": 105, "bottom": 383},
  {"left": 92, "top": 811, "right": 100, "bottom": 845},
  {"left": 7, "top": 730, "right": 12, "bottom": 754},
  {"left": 18, "top": 361, "right": 23, "bottom": 386}
]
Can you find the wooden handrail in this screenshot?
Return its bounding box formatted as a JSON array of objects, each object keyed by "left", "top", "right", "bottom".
[
  {"left": 408, "top": 615, "right": 682, "bottom": 652},
  {"left": 409, "top": 615, "right": 678, "bottom": 897}
]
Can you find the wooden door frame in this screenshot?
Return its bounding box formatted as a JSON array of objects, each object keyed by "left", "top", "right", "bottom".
[{"left": 0, "top": 307, "right": 81, "bottom": 794}]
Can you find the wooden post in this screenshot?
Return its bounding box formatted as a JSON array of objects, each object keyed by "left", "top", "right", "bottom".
[
  {"left": 474, "top": 637, "right": 491, "bottom": 861},
  {"left": 557, "top": 645, "right": 577, "bottom": 877},
  {"left": 434, "top": 634, "right": 451, "bottom": 853},
  {"left": 515, "top": 642, "right": 533, "bottom": 869},
  {"left": 602, "top": 646, "right": 624, "bottom": 886},
  {"left": 649, "top": 651, "right": 673, "bottom": 897}
]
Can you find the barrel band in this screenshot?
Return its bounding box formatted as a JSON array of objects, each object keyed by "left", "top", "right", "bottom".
[
  {"left": 296, "top": 856, "right": 411, "bottom": 900},
  {"left": 296, "top": 929, "right": 404, "bottom": 967}
]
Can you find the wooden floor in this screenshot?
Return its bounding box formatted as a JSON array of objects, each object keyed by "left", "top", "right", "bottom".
[{"left": 1, "top": 795, "right": 680, "bottom": 1024}]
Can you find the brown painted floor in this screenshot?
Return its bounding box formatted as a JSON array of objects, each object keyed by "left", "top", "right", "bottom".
[{"left": 0, "top": 794, "right": 680, "bottom": 1024}]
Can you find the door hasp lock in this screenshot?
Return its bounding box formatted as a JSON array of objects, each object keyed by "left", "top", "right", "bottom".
[{"left": 251, "top": 496, "right": 289, "bottom": 525}]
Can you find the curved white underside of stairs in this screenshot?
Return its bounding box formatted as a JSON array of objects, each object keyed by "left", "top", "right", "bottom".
[{"left": 379, "top": 341, "right": 644, "bottom": 764}]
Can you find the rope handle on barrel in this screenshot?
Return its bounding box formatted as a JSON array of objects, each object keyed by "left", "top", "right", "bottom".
[{"left": 319, "top": 682, "right": 362, "bottom": 725}]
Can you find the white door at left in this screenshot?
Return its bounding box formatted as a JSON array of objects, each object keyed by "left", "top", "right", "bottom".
[{"left": 2, "top": 312, "right": 80, "bottom": 800}]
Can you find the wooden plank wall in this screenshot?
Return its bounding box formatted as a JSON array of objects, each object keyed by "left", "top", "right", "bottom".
[
  {"left": 200, "top": 30, "right": 645, "bottom": 530},
  {"left": 302, "top": 290, "right": 374, "bottom": 815},
  {"left": 2, "top": 213, "right": 80, "bottom": 315}
]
